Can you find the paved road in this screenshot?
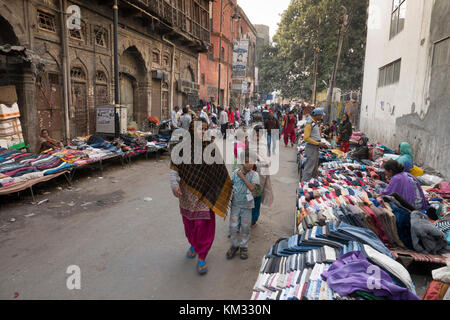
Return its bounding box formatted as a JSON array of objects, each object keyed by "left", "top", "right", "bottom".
[{"left": 0, "top": 144, "right": 298, "bottom": 299}]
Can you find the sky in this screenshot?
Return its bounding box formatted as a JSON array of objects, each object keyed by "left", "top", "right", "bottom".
[{"left": 238, "top": 0, "right": 291, "bottom": 40}]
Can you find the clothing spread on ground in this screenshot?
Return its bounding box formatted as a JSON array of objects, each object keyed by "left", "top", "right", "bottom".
[
  {"left": 251, "top": 138, "right": 450, "bottom": 301},
  {"left": 0, "top": 133, "right": 170, "bottom": 190}
]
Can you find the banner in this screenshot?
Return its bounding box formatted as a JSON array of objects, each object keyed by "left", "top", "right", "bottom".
[{"left": 232, "top": 39, "right": 249, "bottom": 79}]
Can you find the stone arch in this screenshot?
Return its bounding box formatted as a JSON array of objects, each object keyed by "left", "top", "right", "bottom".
[
  {"left": 118, "top": 38, "right": 151, "bottom": 71},
  {"left": 119, "top": 45, "right": 150, "bottom": 129},
  {"left": 0, "top": 1, "right": 26, "bottom": 45}
]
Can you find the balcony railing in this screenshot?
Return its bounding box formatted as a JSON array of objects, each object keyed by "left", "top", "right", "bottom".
[{"left": 131, "top": 0, "right": 210, "bottom": 44}]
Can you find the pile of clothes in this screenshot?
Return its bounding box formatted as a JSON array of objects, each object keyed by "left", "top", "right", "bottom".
[
  {"left": 0, "top": 148, "right": 75, "bottom": 188},
  {"left": 251, "top": 221, "right": 420, "bottom": 300},
  {"left": 253, "top": 145, "right": 450, "bottom": 300}
]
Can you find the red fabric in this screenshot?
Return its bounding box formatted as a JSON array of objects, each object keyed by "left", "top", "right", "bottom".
[
  {"left": 363, "top": 205, "right": 390, "bottom": 246},
  {"left": 423, "top": 280, "right": 445, "bottom": 300},
  {"left": 182, "top": 211, "right": 216, "bottom": 261},
  {"left": 340, "top": 141, "right": 350, "bottom": 153}
]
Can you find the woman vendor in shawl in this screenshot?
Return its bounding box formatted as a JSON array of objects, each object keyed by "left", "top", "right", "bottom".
[
  {"left": 380, "top": 159, "right": 427, "bottom": 210},
  {"left": 169, "top": 118, "right": 232, "bottom": 275},
  {"left": 39, "top": 129, "right": 64, "bottom": 153},
  {"left": 396, "top": 142, "right": 414, "bottom": 172},
  {"left": 350, "top": 136, "right": 369, "bottom": 161}
]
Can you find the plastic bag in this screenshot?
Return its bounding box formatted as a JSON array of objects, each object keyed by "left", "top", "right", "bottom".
[{"left": 417, "top": 174, "right": 443, "bottom": 186}]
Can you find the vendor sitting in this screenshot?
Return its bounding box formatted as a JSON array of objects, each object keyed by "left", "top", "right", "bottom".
[
  {"left": 396, "top": 142, "right": 414, "bottom": 172},
  {"left": 39, "top": 129, "right": 63, "bottom": 153},
  {"left": 380, "top": 159, "right": 427, "bottom": 210},
  {"left": 350, "top": 136, "right": 369, "bottom": 160}
]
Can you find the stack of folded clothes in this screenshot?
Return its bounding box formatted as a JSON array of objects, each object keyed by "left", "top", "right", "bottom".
[{"left": 251, "top": 221, "right": 420, "bottom": 300}]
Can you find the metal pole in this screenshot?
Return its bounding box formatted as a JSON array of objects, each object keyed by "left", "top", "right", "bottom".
[
  {"left": 59, "top": 0, "right": 71, "bottom": 143},
  {"left": 217, "top": 0, "right": 223, "bottom": 107},
  {"left": 113, "top": 0, "right": 120, "bottom": 137}
]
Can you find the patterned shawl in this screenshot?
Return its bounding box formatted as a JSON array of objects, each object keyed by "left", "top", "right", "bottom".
[{"left": 170, "top": 120, "right": 232, "bottom": 218}]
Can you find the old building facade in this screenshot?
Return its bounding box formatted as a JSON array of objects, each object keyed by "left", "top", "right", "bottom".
[
  {"left": 0, "top": 0, "right": 211, "bottom": 152},
  {"left": 198, "top": 0, "right": 237, "bottom": 108}
]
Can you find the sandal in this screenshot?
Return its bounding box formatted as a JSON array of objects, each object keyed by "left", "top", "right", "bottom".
[
  {"left": 197, "top": 260, "right": 208, "bottom": 275},
  {"left": 240, "top": 247, "right": 248, "bottom": 260},
  {"left": 226, "top": 246, "right": 240, "bottom": 260},
  {"left": 186, "top": 246, "right": 196, "bottom": 259}
]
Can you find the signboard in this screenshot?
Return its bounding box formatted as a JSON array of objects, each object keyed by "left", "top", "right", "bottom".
[
  {"left": 231, "top": 80, "right": 248, "bottom": 94},
  {"left": 96, "top": 106, "right": 127, "bottom": 134},
  {"left": 232, "top": 40, "right": 249, "bottom": 79}
]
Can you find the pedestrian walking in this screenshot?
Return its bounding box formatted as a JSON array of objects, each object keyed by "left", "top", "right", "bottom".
[
  {"left": 243, "top": 106, "right": 251, "bottom": 127},
  {"left": 264, "top": 110, "right": 280, "bottom": 156},
  {"left": 170, "top": 118, "right": 232, "bottom": 275},
  {"left": 170, "top": 106, "right": 180, "bottom": 130},
  {"left": 249, "top": 126, "right": 274, "bottom": 225},
  {"left": 282, "top": 111, "right": 296, "bottom": 147},
  {"left": 219, "top": 107, "right": 229, "bottom": 139},
  {"left": 179, "top": 107, "right": 192, "bottom": 131},
  {"left": 227, "top": 150, "right": 260, "bottom": 260},
  {"left": 302, "top": 108, "right": 328, "bottom": 182}
]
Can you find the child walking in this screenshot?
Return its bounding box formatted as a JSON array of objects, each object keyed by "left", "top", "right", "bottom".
[{"left": 227, "top": 150, "right": 260, "bottom": 260}]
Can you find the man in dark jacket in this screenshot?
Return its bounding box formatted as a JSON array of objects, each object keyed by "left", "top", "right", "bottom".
[{"left": 264, "top": 111, "right": 280, "bottom": 156}]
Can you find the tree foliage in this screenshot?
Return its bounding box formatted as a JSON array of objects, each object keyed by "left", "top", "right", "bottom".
[{"left": 257, "top": 0, "right": 368, "bottom": 100}]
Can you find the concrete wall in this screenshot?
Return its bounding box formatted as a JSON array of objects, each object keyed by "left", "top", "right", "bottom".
[
  {"left": 360, "top": 0, "right": 450, "bottom": 179},
  {"left": 395, "top": 0, "right": 450, "bottom": 179}
]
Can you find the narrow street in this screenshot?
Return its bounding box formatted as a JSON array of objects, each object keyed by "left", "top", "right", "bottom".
[{"left": 0, "top": 144, "right": 297, "bottom": 300}]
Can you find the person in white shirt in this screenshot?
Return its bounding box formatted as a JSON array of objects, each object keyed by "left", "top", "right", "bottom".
[
  {"left": 219, "top": 107, "right": 229, "bottom": 138},
  {"left": 200, "top": 106, "right": 210, "bottom": 125},
  {"left": 170, "top": 106, "right": 180, "bottom": 130},
  {"left": 243, "top": 106, "right": 251, "bottom": 127}
]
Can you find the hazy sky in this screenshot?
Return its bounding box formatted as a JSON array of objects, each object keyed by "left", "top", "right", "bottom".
[{"left": 238, "top": 0, "right": 291, "bottom": 40}]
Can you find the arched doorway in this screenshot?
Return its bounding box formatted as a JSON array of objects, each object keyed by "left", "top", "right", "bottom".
[
  {"left": 119, "top": 46, "right": 148, "bottom": 129},
  {"left": 0, "top": 14, "right": 40, "bottom": 149},
  {"left": 120, "top": 74, "right": 135, "bottom": 125}
]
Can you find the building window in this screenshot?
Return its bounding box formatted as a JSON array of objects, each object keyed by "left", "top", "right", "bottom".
[
  {"left": 71, "top": 67, "right": 86, "bottom": 81},
  {"left": 69, "top": 21, "right": 86, "bottom": 42},
  {"left": 37, "top": 10, "right": 56, "bottom": 32},
  {"left": 378, "top": 59, "right": 401, "bottom": 87},
  {"left": 201, "top": 73, "right": 205, "bottom": 85},
  {"left": 432, "top": 37, "right": 450, "bottom": 67},
  {"left": 390, "top": 0, "right": 407, "bottom": 39},
  {"left": 163, "top": 55, "right": 171, "bottom": 68},
  {"left": 220, "top": 47, "right": 225, "bottom": 60},
  {"left": 208, "top": 44, "right": 214, "bottom": 60},
  {"left": 96, "top": 70, "right": 107, "bottom": 83},
  {"left": 94, "top": 27, "right": 108, "bottom": 48}
]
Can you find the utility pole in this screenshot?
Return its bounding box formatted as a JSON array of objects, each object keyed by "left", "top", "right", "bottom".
[
  {"left": 326, "top": 6, "right": 349, "bottom": 123},
  {"left": 217, "top": 0, "right": 224, "bottom": 107},
  {"left": 311, "top": 17, "right": 321, "bottom": 105},
  {"left": 113, "top": 0, "right": 120, "bottom": 137}
]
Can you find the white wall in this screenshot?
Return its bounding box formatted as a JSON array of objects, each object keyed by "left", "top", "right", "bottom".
[{"left": 360, "top": 0, "right": 434, "bottom": 148}]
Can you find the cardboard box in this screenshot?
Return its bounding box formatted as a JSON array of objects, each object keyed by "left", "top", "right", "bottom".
[{"left": 0, "top": 85, "right": 18, "bottom": 105}]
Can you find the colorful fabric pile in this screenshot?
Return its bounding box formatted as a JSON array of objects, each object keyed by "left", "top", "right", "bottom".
[
  {"left": 251, "top": 142, "right": 450, "bottom": 300},
  {"left": 251, "top": 221, "right": 420, "bottom": 300},
  {"left": 0, "top": 148, "right": 75, "bottom": 188}
]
